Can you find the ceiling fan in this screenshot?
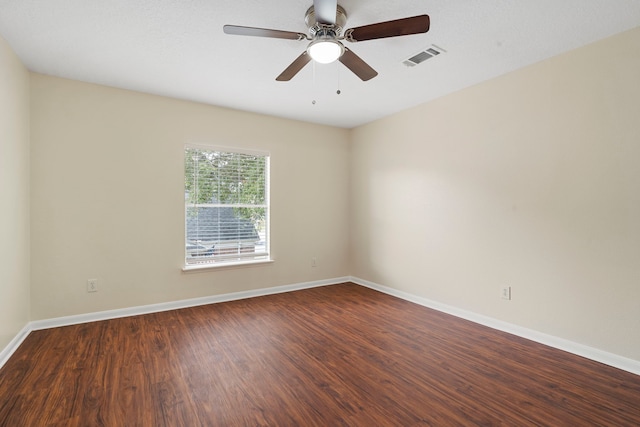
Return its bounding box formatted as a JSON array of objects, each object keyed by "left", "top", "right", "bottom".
[{"left": 223, "top": 0, "right": 430, "bottom": 81}]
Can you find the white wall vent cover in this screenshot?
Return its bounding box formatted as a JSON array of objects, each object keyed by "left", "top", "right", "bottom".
[{"left": 403, "top": 45, "right": 446, "bottom": 67}]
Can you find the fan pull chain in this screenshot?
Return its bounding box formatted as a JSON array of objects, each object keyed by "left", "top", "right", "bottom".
[
  {"left": 336, "top": 61, "right": 342, "bottom": 95},
  {"left": 311, "top": 60, "right": 316, "bottom": 105}
]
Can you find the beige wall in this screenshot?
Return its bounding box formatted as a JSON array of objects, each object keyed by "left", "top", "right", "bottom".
[
  {"left": 30, "top": 74, "right": 350, "bottom": 319},
  {"left": 0, "top": 36, "right": 30, "bottom": 349},
  {"left": 350, "top": 27, "right": 640, "bottom": 360}
]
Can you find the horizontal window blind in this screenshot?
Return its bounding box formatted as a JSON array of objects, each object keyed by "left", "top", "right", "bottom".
[{"left": 185, "top": 146, "right": 269, "bottom": 266}]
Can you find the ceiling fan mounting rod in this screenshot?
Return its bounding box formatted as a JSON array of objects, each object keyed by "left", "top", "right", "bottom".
[{"left": 305, "top": 4, "right": 347, "bottom": 36}]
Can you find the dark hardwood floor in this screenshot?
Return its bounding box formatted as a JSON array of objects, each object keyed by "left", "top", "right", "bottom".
[{"left": 1, "top": 283, "right": 639, "bottom": 426}]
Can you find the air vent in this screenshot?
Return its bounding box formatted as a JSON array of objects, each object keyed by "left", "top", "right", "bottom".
[{"left": 403, "top": 45, "right": 446, "bottom": 67}]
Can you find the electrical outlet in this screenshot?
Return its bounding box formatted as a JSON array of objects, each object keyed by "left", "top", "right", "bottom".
[
  {"left": 311, "top": 257, "right": 317, "bottom": 267},
  {"left": 500, "top": 286, "right": 511, "bottom": 300},
  {"left": 87, "top": 279, "right": 98, "bottom": 293}
]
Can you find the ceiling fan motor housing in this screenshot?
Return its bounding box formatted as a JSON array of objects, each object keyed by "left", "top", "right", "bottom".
[{"left": 305, "top": 5, "right": 348, "bottom": 36}]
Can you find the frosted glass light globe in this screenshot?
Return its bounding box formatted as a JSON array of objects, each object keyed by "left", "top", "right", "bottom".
[{"left": 307, "top": 39, "right": 344, "bottom": 64}]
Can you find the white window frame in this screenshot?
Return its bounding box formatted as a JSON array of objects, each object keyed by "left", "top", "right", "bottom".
[{"left": 183, "top": 144, "right": 271, "bottom": 270}]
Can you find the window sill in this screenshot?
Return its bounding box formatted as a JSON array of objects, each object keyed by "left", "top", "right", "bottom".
[{"left": 182, "top": 259, "right": 274, "bottom": 272}]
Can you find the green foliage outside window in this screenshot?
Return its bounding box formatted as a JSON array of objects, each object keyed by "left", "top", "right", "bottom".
[{"left": 184, "top": 147, "right": 267, "bottom": 224}]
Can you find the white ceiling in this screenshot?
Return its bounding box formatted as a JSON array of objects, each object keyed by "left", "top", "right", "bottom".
[{"left": 1, "top": 0, "right": 639, "bottom": 128}]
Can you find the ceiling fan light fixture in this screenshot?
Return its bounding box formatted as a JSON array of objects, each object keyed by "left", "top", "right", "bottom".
[{"left": 307, "top": 38, "right": 344, "bottom": 64}]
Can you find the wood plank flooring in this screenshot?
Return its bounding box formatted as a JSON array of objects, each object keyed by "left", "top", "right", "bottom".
[{"left": 1, "top": 283, "right": 639, "bottom": 426}]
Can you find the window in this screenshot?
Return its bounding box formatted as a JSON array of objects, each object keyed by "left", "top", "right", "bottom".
[{"left": 184, "top": 145, "right": 269, "bottom": 267}]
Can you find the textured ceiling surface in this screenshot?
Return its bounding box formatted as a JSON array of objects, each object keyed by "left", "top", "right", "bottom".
[{"left": 1, "top": 0, "right": 639, "bottom": 128}]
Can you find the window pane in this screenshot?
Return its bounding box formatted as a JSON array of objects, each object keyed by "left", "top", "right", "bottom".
[{"left": 185, "top": 146, "right": 269, "bottom": 266}]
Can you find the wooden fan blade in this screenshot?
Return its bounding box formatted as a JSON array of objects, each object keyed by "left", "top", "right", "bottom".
[
  {"left": 345, "top": 15, "right": 430, "bottom": 42},
  {"left": 276, "top": 51, "right": 312, "bottom": 81},
  {"left": 223, "top": 25, "right": 306, "bottom": 41},
  {"left": 338, "top": 47, "right": 378, "bottom": 81},
  {"left": 313, "top": 0, "right": 338, "bottom": 25}
]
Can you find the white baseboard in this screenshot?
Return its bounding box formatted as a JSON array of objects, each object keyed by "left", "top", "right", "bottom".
[
  {"left": 0, "top": 276, "right": 350, "bottom": 370},
  {"left": 350, "top": 276, "right": 640, "bottom": 376},
  {"left": 30, "top": 277, "right": 351, "bottom": 331},
  {"left": 0, "top": 323, "right": 31, "bottom": 369}
]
